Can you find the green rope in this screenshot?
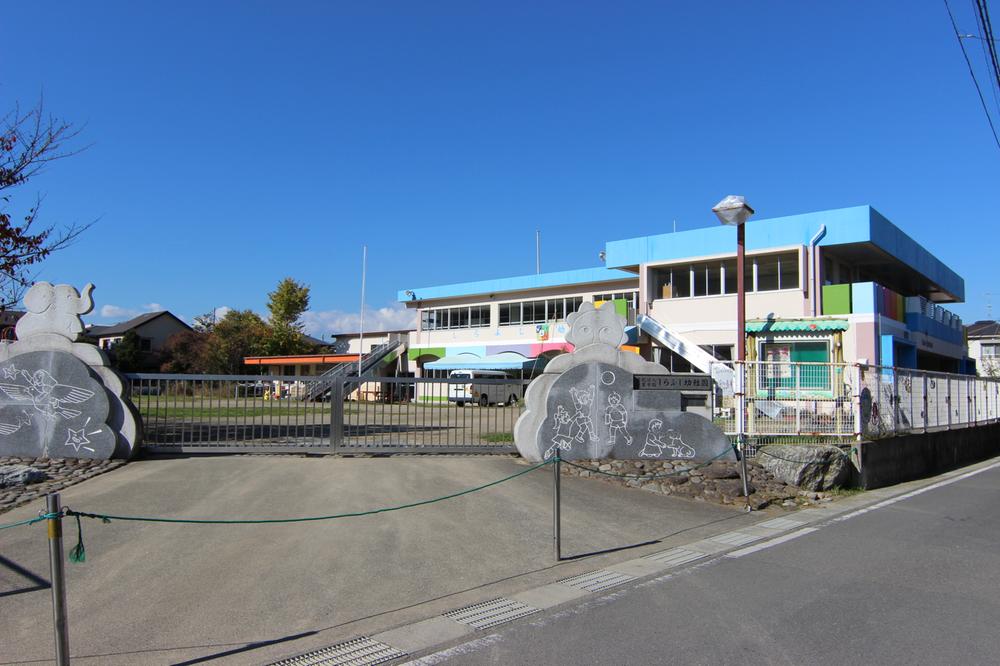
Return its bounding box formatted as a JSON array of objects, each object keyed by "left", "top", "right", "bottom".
[
  {"left": 560, "top": 448, "right": 736, "bottom": 479},
  {"left": 67, "top": 512, "right": 93, "bottom": 563},
  {"left": 64, "top": 459, "right": 553, "bottom": 527},
  {"left": 756, "top": 447, "right": 842, "bottom": 466},
  {"left": 0, "top": 512, "right": 61, "bottom": 531}
]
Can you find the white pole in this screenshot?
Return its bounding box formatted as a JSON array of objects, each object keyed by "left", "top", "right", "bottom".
[
  {"left": 536, "top": 230, "right": 541, "bottom": 274},
  {"left": 358, "top": 245, "right": 367, "bottom": 378}
]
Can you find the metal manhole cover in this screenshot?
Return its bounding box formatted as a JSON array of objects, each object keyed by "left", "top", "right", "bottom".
[
  {"left": 642, "top": 547, "right": 706, "bottom": 567},
  {"left": 443, "top": 597, "right": 540, "bottom": 629},
  {"left": 558, "top": 569, "right": 636, "bottom": 592},
  {"left": 268, "top": 636, "right": 406, "bottom": 666}
]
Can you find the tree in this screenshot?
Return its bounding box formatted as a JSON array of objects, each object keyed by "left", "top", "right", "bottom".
[
  {"left": 110, "top": 330, "right": 142, "bottom": 372},
  {"left": 265, "top": 277, "right": 312, "bottom": 356},
  {"left": 160, "top": 329, "right": 209, "bottom": 373},
  {"left": 201, "top": 309, "right": 269, "bottom": 374},
  {"left": 1, "top": 98, "right": 93, "bottom": 309}
]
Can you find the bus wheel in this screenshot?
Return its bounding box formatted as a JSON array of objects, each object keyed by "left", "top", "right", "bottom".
[
  {"left": 479, "top": 394, "right": 489, "bottom": 407},
  {"left": 508, "top": 394, "right": 519, "bottom": 406}
]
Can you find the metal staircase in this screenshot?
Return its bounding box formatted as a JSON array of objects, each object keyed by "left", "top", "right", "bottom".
[
  {"left": 301, "top": 339, "right": 404, "bottom": 402},
  {"left": 636, "top": 313, "right": 735, "bottom": 393}
]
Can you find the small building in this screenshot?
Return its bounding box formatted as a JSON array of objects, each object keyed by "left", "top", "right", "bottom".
[
  {"left": 86, "top": 311, "right": 192, "bottom": 354},
  {"left": 967, "top": 320, "right": 1000, "bottom": 377},
  {"left": 0, "top": 310, "right": 25, "bottom": 342}
]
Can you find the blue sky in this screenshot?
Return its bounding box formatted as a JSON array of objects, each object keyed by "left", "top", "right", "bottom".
[{"left": 3, "top": 1, "right": 998, "bottom": 335}]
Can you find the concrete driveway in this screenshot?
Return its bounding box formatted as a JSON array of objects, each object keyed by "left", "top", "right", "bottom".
[{"left": 0, "top": 455, "right": 749, "bottom": 665}]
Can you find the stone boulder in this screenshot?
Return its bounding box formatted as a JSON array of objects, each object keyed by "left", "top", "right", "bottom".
[
  {"left": 0, "top": 464, "right": 47, "bottom": 488},
  {"left": 702, "top": 462, "right": 741, "bottom": 480},
  {"left": 757, "top": 445, "right": 851, "bottom": 491}
]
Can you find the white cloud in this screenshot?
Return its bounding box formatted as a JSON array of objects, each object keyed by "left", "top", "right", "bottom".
[
  {"left": 214, "top": 305, "right": 233, "bottom": 320},
  {"left": 301, "top": 303, "right": 417, "bottom": 337},
  {"left": 100, "top": 304, "right": 139, "bottom": 319},
  {"left": 98, "top": 302, "right": 170, "bottom": 321}
]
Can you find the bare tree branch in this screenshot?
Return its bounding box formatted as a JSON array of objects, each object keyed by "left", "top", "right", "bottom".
[{"left": 0, "top": 96, "right": 94, "bottom": 310}]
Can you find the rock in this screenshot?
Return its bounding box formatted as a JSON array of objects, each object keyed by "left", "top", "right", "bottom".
[
  {"left": 0, "top": 465, "right": 48, "bottom": 488},
  {"left": 662, "top": 476, "right": 689, "bottom": 486},
  {"left": 715, "top": 478, "right": 752, "bottom": 497},
  {"left": 702, "top": 463, "right": 741, "bottom": 480},
  {"left": 757, "top": 445, "right": 851, "bottom": 491}
]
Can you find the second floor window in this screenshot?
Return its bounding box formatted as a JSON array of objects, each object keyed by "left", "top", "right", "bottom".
[
  {"left": 499, "top": 297, "right": 584, "bottom": 326},
  {"left": 421, "top": 305, "right": 491, "bottom": 331}
]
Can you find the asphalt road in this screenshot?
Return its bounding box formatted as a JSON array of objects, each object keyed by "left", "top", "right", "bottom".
[
  {"left": 418, "top": 461, "right": 1000, "bottom": 665},
  {"left": 0, "top": 455, "right": 743, "bottom": 665}
]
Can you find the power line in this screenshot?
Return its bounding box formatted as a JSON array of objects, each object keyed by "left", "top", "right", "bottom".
[
  {"left": 944, "top": 0, "right": 1000, "bottom": 150},
  {"left": 973, "top": 0, "right": 1000, "bottom": 96},
  {"left": 971, "top": 2, "right": 1000, "bottom": 116}
]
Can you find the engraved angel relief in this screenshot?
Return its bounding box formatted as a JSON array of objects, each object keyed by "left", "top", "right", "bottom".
[{"left": 0, "top": 364, "right": 95, "bottom": 434}]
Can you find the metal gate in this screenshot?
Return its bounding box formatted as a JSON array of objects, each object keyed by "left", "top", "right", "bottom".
[{"left": 126, "top": 374, "right": 526, "bottom": 454}]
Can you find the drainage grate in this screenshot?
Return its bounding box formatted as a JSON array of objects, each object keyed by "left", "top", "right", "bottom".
[
  {"left": 268, "top": 637, "right": 406, "bottom": 666},
  {"left": 443, "top": 597, "right": 540, "bottom": 629},
  {"left": 710, "top": 531, "right": 765, "bottom": 547},
  {"left": 558, "top": 569, "right": 636, "bottom": 593},
  {"left": 642, "top": 547, "right": 707, "bottom": 567},
  {"left": 757, "top": 517, "right": 806, "bottom": 530}
]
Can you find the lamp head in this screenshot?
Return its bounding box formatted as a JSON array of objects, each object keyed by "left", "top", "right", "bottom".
[{"left": 712, "top": 195, "right": 755, "bottom": 226}]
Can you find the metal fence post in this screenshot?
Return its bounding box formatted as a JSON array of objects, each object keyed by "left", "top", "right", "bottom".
[
  {"left": 891, "top": 368, "right": 899, "bottom": 435},
  {"left": 794, "top": 366, "right": 801, "bottom": 436},
  {"left": 46, "top": 493, "right": 70, "bottom": 666},
  {"left": 922, "top": 374, "right": 929, "bottom": 433},
  {"left": 947, "top": 378, "right": 953, "bottom": 430},
  {"left": 853, "top": 364, "right": 864, "bottom": 440},
  {"left": 330, "top": 382, "right": 344, "bottom": 451},
  {"left": 970, "top": 377, "right": 977, "bottom": 427},
  {"left": 553, "top": 454, "right": 561, "bottom": 562},
  {"left": 907, "top": 371, "right": 914, "bottom": 435}
]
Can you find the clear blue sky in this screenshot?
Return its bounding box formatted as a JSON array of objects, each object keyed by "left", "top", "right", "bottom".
[{"left": 3, "top": 1, "right": 998, "bottom": 335}]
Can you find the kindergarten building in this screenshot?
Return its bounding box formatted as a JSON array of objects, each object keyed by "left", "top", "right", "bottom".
[{"left": 399, "top": 205, "right": 971, "bottom": 379}]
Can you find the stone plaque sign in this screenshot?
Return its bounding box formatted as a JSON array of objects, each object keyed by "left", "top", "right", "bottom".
[
  {"left": 540, "top": 362, "right": 730, "bottom": 462},
  {"left": 514, "top": 302, "right": 735, "bottom": 464},
  {"left": 0, "top": 351, "right": 116, "bottom": 459},
  {"left": 633, "top": 374, "right": 712, "bottom": 391}
]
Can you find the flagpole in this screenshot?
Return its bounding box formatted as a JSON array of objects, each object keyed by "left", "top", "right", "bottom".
[{"left": 358, "top": 245, "right": 367, "bottom": 378}]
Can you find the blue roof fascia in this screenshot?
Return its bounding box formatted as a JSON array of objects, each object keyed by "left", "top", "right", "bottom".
[
  {"left": 604, "top": 206, "right": 873, "bottom": 267},
  {"left": 866, "top": 208, "right": 964, "bottom": 301},
  {"left": 398, "top": 267, "right": 637, "bottom": 303},
  {"left": 604, "top": 205, "right": 964, "bottom": 301}
]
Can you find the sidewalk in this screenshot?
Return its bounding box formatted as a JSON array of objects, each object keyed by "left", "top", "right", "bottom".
[{"left": 0, "top": 455, "right": 756, "bottom": 665}]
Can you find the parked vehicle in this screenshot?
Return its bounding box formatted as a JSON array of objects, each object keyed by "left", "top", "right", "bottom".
[{"left": 448, "top": 369, "right": 521, "bottom": 406}]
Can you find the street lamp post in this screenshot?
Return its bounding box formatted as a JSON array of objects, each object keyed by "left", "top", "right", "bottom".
[{"left": 713, "top": 195, "right": 755, "bottom": 510}]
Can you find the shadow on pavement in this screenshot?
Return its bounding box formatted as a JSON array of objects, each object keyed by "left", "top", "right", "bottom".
[{"left": 0, "top": 554, "right": 49, "bottom": 599}]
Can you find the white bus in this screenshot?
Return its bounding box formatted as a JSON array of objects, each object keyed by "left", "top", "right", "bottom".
[{"left": 448, "top": 369, "right": 522, "bottom": 407}]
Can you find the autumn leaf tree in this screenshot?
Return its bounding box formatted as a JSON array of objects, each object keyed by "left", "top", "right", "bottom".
[
  {"left": 265, "top": 277, "right": 313, "bottom": 356},
  {"left": 1, "top": 98, "right": 93, "bottom": 309},
  {"left": 201, "top": 309, "right": 270, "bottom": 374}
]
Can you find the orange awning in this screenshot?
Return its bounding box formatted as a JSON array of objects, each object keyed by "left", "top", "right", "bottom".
[{"left": 244, "top": 354, "right": 359, "bottom": 366}]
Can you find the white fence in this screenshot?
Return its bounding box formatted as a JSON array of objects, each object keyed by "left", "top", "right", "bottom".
[{"left": 710, "top": 362, "right": 1000, "bottom": 441}]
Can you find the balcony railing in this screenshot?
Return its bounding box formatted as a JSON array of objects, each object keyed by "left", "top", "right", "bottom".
[{"left": 822, "top": 282, "right": 963, "bottom": 345}]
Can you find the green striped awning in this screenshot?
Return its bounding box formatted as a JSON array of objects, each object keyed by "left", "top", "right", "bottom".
[{"left": 745, "top": 319, "right": 848, "bottom": 333}]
